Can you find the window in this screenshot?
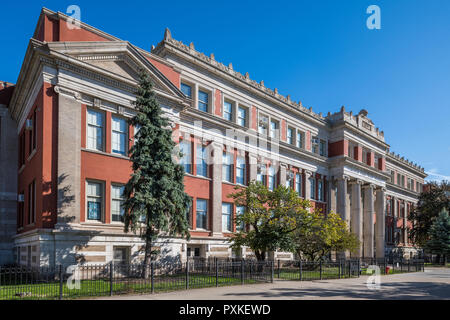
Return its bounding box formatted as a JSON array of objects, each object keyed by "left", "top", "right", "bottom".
[
  {"left": 19, "top": 133, "right": 25, "bottom": 167},
  {"left": 196, "top": 199, "right": 207, "bottom": 230},
  {"left": 28, "top": 180, "right": 35, "bottom": 224},
  {"left": 198, "top": 90, "right": 209, "bottom": 112},
  {"left": 236, "top": 206, "right": 245, "bottom": 231},
  {"left": 310, "top": 177, "right": 316, "bottom": 200},
  {"left": 318, "top": 179, "right": 324, "bottom": 201},
  {"left": 286, "top": 172, "right": 293, "bottom": 188},
  {"left": 179, "top": 140, "right": 192, "bottom": 174},
  {"left": 18, "top": 192, "right": 24, "bottom": 227},
  {"left": 87, "top": 181, "right": 103, "bottom": 221},
  {"left": 111, "top": 116, "right": 128, "bottom": 156},
  {"left": 29, "top": 110, "right": 37, "bottom": 154},
  {"left": 416, "top": 181, "right": 420, "bottom": 192},
  {"left": 296, "top": 131, "right": 303, "bottom": 149},
  {"left": 407, "top": 178, "right": 411, "bottom": 190},
  {"left": 402, "top": 175, "right": 405, "bottom": 188},
  {"left": 181, "top": 83, "right": 192, "bottom": 98},
  {"left": 258, "top": 115, "right": 268, "bottom": 135},
  {"left": 237, "top": 106, "right": 247, "bottom": 127},
  {"left": 268, "top": 166, "right": 277, "bottom": 191},
  {"left": 319, "top": 140, "right": 326, "bottom": 156},
  {"left": 312, "top": 136, "right": 319, "bottom": 154},
  {"left": 236, "top": 156, "right": 246, "bottom": 185},
  {"left": 257, "top": 164, "right": 266, "bottom": 186},
  {"left": 222, "top": 152, "right": 234, "bottom": 183},
  {"left": 390, "top": 170, "right": 395, "bottom": 183},
  {"left": 222, "top": 203, "right": 233, "bottom": 232},
  {"left": 270, "top": 120, "right": 279, "bottom": 139},
  {"left": 111, "top": 185, "right": 125, "bottom": 222},
  {"left": 186, "top": 201, "right": 193, "bottom": 229},
  {"left": 87, "top": 109, "right": 104, "bottom": 151},
  {"left": 196, "top": 144, "right": 208, "bottom": 177},
  {"left": 397, "top": 173, "right": 401, "bottom": 186},
  {"left": 223, "top": 101, "right": 233, "bottom": 121},
  {"left": 287, "top": 128, "right": 294, "bottom": 145},
  {"left": 295, "top": 173, "right": 302, "bottom": 196}
]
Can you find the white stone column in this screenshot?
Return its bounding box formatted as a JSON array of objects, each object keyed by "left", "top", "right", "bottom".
[
  {"left": 211, "top": 142, "right": 223, "bottom": 237},
  {"left": 375, "top": 188, "right": 386, "bottom": 259},
  {"left": 279, "top": 163, "right": 287, "bottom": 187},
  {"left": 363, "top": 184, "right": 375, "bottom": 258},
  {"left": 337, "top": 176, "right": 350, "bottom": 259},
  {"left": 337, "top": 176, "right": 349, "bottom": 225},
  {"left": 248, "top": 154, "right": 258, "bottom": 183},
  {"left": 329, "top": 177, "right": 337, "bottom": 213},
  {"left": 350, "top": 180, "right": 363, "bottom": 258},
  {"left": 304, "top": 170, "right": 312, "bottom": 200},
  {"left": 404, "top": 202, "right": 408, "bottom": 245}
]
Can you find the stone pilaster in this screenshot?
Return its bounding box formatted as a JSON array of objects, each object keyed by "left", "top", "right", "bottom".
[
  {"left": 362, "top": 184, "right": 375, "bottom": 258},
  {"left": 375, "top": 188, "right": 386, "bottom": 258},
  {"left": 279, "top": 163, "right": 287, "bottom": 187},
  {"left": 337, "top": 176, "right": 349, "bottom": 224},
  {"left": 248, "top": 154, "right": 258, "bottom": 183},
  {"left": 55, "top": 92, "right": 81, "bottom": 226},
  {"left": 350, "top": 179, "right": 363, "bottom": 258},
  {"left": 329, "top": 177, "right": 337, "bottom": 213},
  {"left": 211, "top": 142, "right": 223, "bottom": 236},
  {"left": 304, "top": 170, "right": 312, "bottom": 200}
]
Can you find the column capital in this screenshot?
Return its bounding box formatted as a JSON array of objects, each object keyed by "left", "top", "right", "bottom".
[
  {"left": 361, "top": 183, "right": 375, "bottom": 190},
  {"left": 349, "top": 179, "right": 363, "bottom": 185},
  {"left": 304, "top": 170, "right": 313, "bottom": 178},
  {"left": 337, "top": 175, "right": 350, "bottom": 182}
]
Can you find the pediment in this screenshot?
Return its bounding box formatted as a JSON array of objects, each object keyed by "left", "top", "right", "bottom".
[
  {"left": 45, "top": 41, "right": 184, "bottom": 99},
  {"left": 73, "top": 53, "right": 166, "bottom": 92}
]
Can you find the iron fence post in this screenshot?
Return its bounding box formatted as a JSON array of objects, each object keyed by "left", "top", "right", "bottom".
[
  {"left": 357, "top": 259, "right": 360, "bottom": 277},
  {"left": 109, "top": 261, "right": 113, "bottom": 296},
  {"left": 59, "top": 265, "right": 63, "bottom": 300},
  {"left": 186, "top": 257, "right": 189, "bottom": 290},
  {"left": 320, "top": 260, "right": 322, "bottom": 280},
  {"left": 348, "top": 260, "right": 351, "bottom": 278},
  {"left": 299, "top": 260, "right": 303, "bottom": 281},
  {"left": 277, "top": 259, "right": 280, "bottom": 278},
  {"left": 151, "top": 262, "right": 154, "bottom": 294},
  {"left": 271, "top": 261, "right": 274, "bottom": 283},
  {"left": 338, "top": 260, "right": 341, "bottom": 279},
  {"left": 241, "top": 259, "right": 245, "bottom": 285},
  {"left": 408, "top": 261, "right": 410, "bottom": 272},
  {"left": 215, "top": 258, "right": 218, "bottom": 287}
]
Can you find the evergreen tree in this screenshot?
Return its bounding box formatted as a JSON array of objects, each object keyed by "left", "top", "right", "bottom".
[
  {"left": 122, "top": 71, "right": 191, "bottom": 267},
  {"left": 425, "top": 208, "right": 450, "bottom": 264}
]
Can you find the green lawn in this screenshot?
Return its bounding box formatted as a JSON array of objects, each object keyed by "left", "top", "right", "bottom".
[{"left": 0, "top": 274, "right": 259, "bottom": 300}]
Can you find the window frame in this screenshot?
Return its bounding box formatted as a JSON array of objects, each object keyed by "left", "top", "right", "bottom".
[
  {"left": 86, "top": 108, "right": 105, "bottom": 152},
  {"left": 179, "top": 139, "right": 192, "bottom": 174},
  {"left": 180, "top": 82, "right": 193, "bottom": 98},
  {"left": 223, "top": 100, "right": 234, "bottom": 122},
  {"left": 111, "top": 184, "right": 126, "bottom": 223},
  {"left": 196, "top": 143, "right": 208, "bottom": 178},
  {"left": 195, "top": 198, "right": 208, "bottom": 230},
  {"left": 237, "top": 105, "right": 248, "bottom": 127},
  {"left": 222, "top": 202, "right": 233, "bottom": 232},
  {"left": 111, "top": 115, "right": 129, "bottom": 156},
  {"left": 222, "top": 151, "right": 234, "bottom": 183},
  {"left": 86, "top": 180, "right": 104, "bottom": 222},
  {"left": 197, "top": 89, "right": 210, "bottom": 113},
  {"left": 236, "top": 155, "right": 246, "bottom": 186}
]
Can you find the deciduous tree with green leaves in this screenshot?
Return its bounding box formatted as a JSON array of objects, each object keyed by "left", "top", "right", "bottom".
[
  {"left": 290, "top": 210, "right": 359, "bottom": 261},
  {"left": 228, "top": 181, "right": 311, "bottom": 261},
  {"left": 122, "top": 71, "right": 191, "bottom": 267},
  {"left": 409, "top": 181, "right": 450, "bottom": 247}
]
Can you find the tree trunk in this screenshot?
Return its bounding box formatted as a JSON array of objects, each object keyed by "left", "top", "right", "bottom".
[{"left": 143, "top": 228, "right": 153, "bottom": 278}]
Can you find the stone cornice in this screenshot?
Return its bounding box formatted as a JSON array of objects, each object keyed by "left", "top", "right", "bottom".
[
  {"left": 386, "top": 152, "right": 426, "bottom": 176},
  {"left": 152, "top": 36, "right": 328, "bottom": 127},
  {"left": 329, "top": 155, "right": 390, "bottom": 182}
]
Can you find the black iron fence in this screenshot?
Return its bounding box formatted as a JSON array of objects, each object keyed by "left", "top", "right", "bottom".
[
  {"left": 274, "top": 258, "right": 424, "bottom": 281},
  {"left": 0, "top": 258, "right": 424, "bottom": 300},
  {"left": 0, "top": 259, "right": 273, "bottom": 300}
]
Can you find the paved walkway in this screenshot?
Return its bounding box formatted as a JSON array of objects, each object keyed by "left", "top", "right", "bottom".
[{"left": 95, "top": 268, "right": 450, "bottom": 300}]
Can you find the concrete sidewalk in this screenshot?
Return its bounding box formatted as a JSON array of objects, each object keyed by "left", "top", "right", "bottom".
[{"left": 94, "top": 268, "right": 450, "bottom": 300}]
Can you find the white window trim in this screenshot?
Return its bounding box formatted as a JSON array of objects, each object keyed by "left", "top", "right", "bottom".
[
  {"left": 86, "top": 108, "right": 105, "bottom": 152},
  {"left": 85, "top": 180, "right": 105, "bottom": 223}
]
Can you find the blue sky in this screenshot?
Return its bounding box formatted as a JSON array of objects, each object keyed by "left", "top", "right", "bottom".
[{"left": 2, "top": 1, "right": 449, "bottom": 182}]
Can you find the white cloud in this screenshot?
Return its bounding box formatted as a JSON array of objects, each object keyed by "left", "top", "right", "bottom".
[{"left": 425, "top": 168, "right": 450, "bottom": 182}]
